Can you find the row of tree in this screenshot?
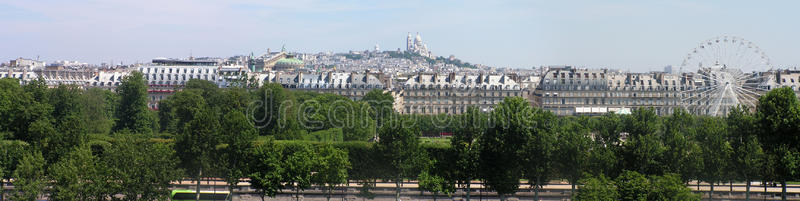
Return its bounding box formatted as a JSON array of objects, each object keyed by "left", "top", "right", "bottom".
[
  {"left": 574, "top": 171, "right": 698, "bottom": 200},
  {"left": 451, "top": 90, "right": 800, "bottom": 201},
  {"left": 0, "top": 75, "right": 179, "bottom": 201},
  {"left": 2, "top": 72, "right": 800, "bottom": 201}
]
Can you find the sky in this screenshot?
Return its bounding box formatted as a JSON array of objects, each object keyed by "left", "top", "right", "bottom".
[{"left": 1, "top": 0, "right": 798, "bottom": 71}]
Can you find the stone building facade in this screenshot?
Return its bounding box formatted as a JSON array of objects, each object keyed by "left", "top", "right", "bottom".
[
  {"left": 259, "top": 71, "right": 390, "bottom": 101},
  {"left": 535, "top": 67, "right": 686, "bottom": 116},
  {"left": 400, "top": 73, "right": 523, "bottom": 115}
]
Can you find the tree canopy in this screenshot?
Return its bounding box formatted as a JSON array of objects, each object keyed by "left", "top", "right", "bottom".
[{"left": 2, "top": 75, "right": 800, "bottom": 201}]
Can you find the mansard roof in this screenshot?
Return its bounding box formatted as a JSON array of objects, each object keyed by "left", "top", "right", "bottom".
[
  {"left": 403, "top": 73, "right": 521, "bottom": 90},
  {"left": 262, "top": 72, "right": 386, "bottom": 88}
]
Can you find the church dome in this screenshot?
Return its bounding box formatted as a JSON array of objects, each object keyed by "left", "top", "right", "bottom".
[{"left": 275, "top": 55, "right": 304, "bottom": 71}]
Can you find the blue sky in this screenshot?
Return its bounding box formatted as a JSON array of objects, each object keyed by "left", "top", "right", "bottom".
[{"left": 1, "top": 0, "right": 798, "bottom": 71}]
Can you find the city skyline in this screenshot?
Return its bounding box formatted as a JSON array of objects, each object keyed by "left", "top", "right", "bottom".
[{"left": 2, "top": 0, "right": 799, "bottom": 71}]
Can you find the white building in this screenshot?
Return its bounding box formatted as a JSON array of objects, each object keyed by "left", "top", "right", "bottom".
[
  {"left": 400, "top": 73, "right": 523, "bottom": 114},
  {"left": 406, "top": 32, "right": 432, "bottom": 58},
  {"left": 137, "top": 58, "right": 228, "bottom": 108},
  {"left": 9, "top": 57, "right": 45, "bottom": 69},
  {"left": 258, "top": 70, "right": 390, "bottom": 101}
]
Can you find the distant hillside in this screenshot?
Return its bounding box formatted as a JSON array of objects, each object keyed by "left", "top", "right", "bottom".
[{"left": 386, "top": 51, "right": 478, "bottom": 69}]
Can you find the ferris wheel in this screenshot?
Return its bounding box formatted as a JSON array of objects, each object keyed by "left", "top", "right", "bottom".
[{"left": 679, "top": 36, "right": 774, "bottom": 116}]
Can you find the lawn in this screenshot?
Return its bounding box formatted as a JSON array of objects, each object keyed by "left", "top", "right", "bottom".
[{"left": 419, "top": 137, "right": 451, "bottom": 146}]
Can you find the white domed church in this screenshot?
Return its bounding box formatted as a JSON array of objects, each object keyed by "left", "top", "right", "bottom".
[{"left": 406, "top": 32, "right": 433, "bottom": 58}]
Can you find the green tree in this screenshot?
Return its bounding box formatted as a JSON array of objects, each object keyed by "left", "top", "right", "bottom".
[
  {"left": 217, "top": 110, "right": 258, "bottom": 199},
  {"left": 585, "top": 114, "right": 622, "bottom": 179},
  {"left": 215, "top": 87, "right": 252, "bottom": 116},
  {"left": 615, "top": 170, "right": 650, "bottom": 201},
  {"left": 11, "top": 77, "right": 53, "bottom": 144},
  {"left": 661, "top": 108, "right": 702, "bottom": 182},
  {"left": 48, "top": 84, "right": 83, "bottom": 121},
  {"left": 13, "top": 96, "right": 54, "bottom": 147},
  {"left": 253, "top": 83, "right": 294, "bottom": 136},
  {"left": 622, "top": 107, "right": 660, "bottom": 137},
  {"left": 157, "top": 97, "right": 178, "bottom": 134},
  {"left": 80, "top": 88, "right": 118, "bottom": 135},
  {"left": 23, "top": 77, "right": 48, "bottom": 102},
  {"left": 0, "top": 78, "right": 29, "bottom": 136},
  {"left": 175, "top": 107, "right": 221, "bottom": 201},
  {"left": 480, "top": 97, "right": 533, "bottom": 200},
  {"left": 184, "top": 79, "right": 221, "bottom": 105},
  {"left": 621, "top": 108, "right": 665, "bottom": 175},
  {"left": 556, "top": 119, "right": 592, "bottom": 196},
  {"left": 104, "top": 134, "right": 182, "bottom": 200},
  {"left": 0, "top": 140, "right": 28, "bottom": 201},
  {"left": 418, "top": 170, "right": 454, "bottom": 201},
  {"left": 379, "top": 117, "right": 429, "bottom": 201},
  {"left": 49, "top": 146, "right": 108, "bottom": 201},
  {"left": 521, "top": 108, "right": 558, "bottom": 201},
  {"left": 158, "top": 89, "right": 207, "bottom": 134},
  {"left": 696, "top": 117, "right": 731, "bottom": 201},
  {"left": 249, "top": 140, "right": 285, "bottom": 201},
  {"left": 115, "top": 71, "right": 154, "bottom": 134},
  {"left": 339, "top": 142, "right": 383, "bottom": 200},
  {"left": 301, "top": 93, "right": 376, "bottom": 141},
  {"left": 574, "top": 174, "right": 618, "bottom": 201},
  {"left": 0, "top": 165, "right": 2, "bottom": 200},
  {"left": 598, "top": 171, "right": 699, "bottom": 201},
  {"left": 727, "top": 105, "right": 764, "bottom": 201},
  {"left": 46, "top": 114, "right": 88, "bottom": 163},
  {"left": 361, "top": 89, "right": 395, "bottom": 128},
  {"left": 756, "top": 87, "right": 800, "bottom": 201},
  {"left": 648, "top": 173, "right": 700, "bottom": 201},
  {"left": 24, "top": 116, "right": 55, "bottom": 157},
  {"left": 10, "top": 151, "right": 46, "bottom": 201},
  {"left": 595, "top": 112, "right": 623, "bottom": 146},
  {"left": 586, "top": 142, "right": 619, "bottom": 179},
  {"left": 312, "top": 145, "right": 351, "bottom": 201},
  {"left": 451, "top": 106, "right": 486, "bottom": 201},
  {"left": 283, "top": 143, "right": 317, "bottom": 201}
]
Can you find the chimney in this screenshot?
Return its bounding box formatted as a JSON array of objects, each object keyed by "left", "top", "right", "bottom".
[
  {"left": 448, "top": 72, "right": 455, "bottom": 83},
  {"left": 297, "top": 72, "right": 303, "bottom": 84},
  {"left": 507, "top": 73, "right": 519, "bottom": 83}
]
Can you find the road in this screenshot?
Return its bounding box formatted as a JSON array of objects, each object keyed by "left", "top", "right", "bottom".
[{"left": 4, "top": 179, "right": 800, "bottom": 200}]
